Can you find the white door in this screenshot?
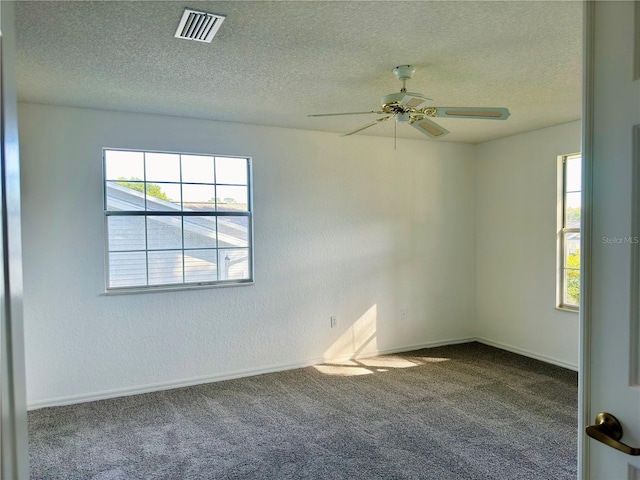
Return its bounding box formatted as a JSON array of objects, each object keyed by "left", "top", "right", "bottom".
[{"left": 584, "top": 1, "right": 640, "bottom": 478}]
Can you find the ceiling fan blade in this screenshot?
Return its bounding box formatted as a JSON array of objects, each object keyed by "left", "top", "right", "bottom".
[
  {"left": 308, "top": 111, "right": 384, "bottom": 117},
  {"left": 411, "top": 118, "right": 450, "bottom": 139},
  {"left": 400, "top": 94, "right": 432, "bottom": 110},
  {"left": 341, "top": 116, "right": 393, "bottom": 137},
  {"left": 434, "top": 107, "right": 510, "bottom": 120}
]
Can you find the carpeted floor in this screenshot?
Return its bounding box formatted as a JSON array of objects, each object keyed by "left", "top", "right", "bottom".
[{"left": 28, "top": 342, "right": 578, "bottom": 479}]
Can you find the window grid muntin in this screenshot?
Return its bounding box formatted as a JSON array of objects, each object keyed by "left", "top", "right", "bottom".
[
  {"left": 559, "top": 153, "right": 581, "bottom": 310},
  {"left": 104, "top": 148, "right": 252, "bottom": 292},
  {"left": 144, "top": 215, "right": 150, "bottom": 286}
]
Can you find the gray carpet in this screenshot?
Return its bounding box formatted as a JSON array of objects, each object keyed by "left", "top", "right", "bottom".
[{"left": 29, "top": 342, "right": 578, "bottom": 479}]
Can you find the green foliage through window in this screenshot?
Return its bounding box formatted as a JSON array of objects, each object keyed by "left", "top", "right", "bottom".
[
  {"left": 566, "top": 207, "right": 581, "bottom": 224},
  {"left": 560, "top": 153, "right": 581, "bottom": 310},
  {"left": 566, "top": 249, "right": 580, "bottom": 304},
  {"left": 116, "top": 177, "right": 169, "bottom": 201}
]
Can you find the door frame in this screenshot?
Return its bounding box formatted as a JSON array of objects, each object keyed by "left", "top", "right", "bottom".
[
  {"left": 579, "top": 1, "right": 640, "bottom": 477},
  {"left": 0, "top": 2, "right": 30, "bottom": 478},
  {"left": 578, "top": 1, "right": 594, "bottom": 477}
]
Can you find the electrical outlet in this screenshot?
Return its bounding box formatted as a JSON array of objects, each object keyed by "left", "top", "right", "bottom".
[
  {"left": 330, "top": 315, "right": 337, "bottom": 328},
  {"left": 401, "top": 308, "right": 409, "bottom": 321}
]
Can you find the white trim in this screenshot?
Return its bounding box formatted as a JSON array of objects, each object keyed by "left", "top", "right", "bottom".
[
  {"left": 475, "top": 337, "right": 579, "bottom": 372},
  {"left": 630, "top": 125, "right": 640, "bottom": 387},
  {"left": 27, "top": 337, "right": 476, "bottom": 410},
  {"left": 555, "top": 306, "right": 579, "bottom": 314},
  {"left": 0, "top": 2, "right": 31, "bottom": 477},
  {"left": 27, "top": 337, "right": 580, "bottom": 411},
  {"left": 579, "top": 1, "right": 594, "bottom": 478},
  {"left": 635, "top": 1, "right": 640, "bottom": 81},
  {"left": 324, "top": 336, "right": 477, "bottom": 365}
]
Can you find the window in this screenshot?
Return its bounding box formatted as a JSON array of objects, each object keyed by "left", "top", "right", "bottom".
[
  {"left": 103, "top": 149, "right": 253, "bottom": 292},
  {"left": 558, "top": 153, "right": 581, "bottom": 310}
]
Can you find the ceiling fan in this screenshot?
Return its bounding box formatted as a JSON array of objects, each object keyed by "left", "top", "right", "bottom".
[{"left": 309, "top": 65, "right": 510, "bottom": 140}]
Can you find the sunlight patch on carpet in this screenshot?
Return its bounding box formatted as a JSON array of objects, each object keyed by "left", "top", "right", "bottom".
[
  {"left": 313, "top": 365, "right": 374, "bottom": 376},
  {"left": 314, "top": 355, "right": 449, "bottom": 376}
]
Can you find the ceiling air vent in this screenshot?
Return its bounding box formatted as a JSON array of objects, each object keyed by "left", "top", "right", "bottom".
[{"left": 174, "top": 8, "right": 226, "bottom": 43}]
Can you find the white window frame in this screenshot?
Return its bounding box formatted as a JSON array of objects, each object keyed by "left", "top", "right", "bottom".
[
  {"left": 103, "top": 148, "right": 254, "bottom": 293},
  {"left": 557, "top": 153, "right": 581, "bottom": 311}
]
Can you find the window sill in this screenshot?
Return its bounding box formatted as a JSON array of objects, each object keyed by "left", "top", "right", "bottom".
[
  {"left": 555, "top": 305, "right": 579, "bottom": 313},
  {"left": 104, "top": 280, "right": 254, "bottom": 295}
]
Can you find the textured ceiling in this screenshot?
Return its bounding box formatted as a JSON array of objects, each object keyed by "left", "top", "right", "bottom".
[{"left": 14, "top": 1, "right": 583, "bottom": 144}]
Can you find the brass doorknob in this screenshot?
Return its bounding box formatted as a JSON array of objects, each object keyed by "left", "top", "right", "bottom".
[{"left": 586, "top": 412, "right": 640, "bottom": 456}]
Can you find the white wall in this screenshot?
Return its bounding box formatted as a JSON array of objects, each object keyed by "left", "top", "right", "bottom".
[
  {"left": 475, "top": 121, "right": 581, "bottom": 369},
  {"left": 19, "top": 103, "right": 477, "bottom": 408}
]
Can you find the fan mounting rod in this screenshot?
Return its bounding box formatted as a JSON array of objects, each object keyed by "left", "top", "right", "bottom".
[{"left": 393, "top": 65, "right": 416, "bottom": 92}]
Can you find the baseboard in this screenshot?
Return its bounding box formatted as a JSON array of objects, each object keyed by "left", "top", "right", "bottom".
[
  {"left": 27, "top": 358, "right": 324, "bottom": 411},
  {"left": 27, "top": 336, "right": 475, "bottom": 411},
  {"left": 322, "top": 336, "right": 476, "bottom": 365},
  {"left": 474, "top": 337, "right": 579, "bottom": 372}
]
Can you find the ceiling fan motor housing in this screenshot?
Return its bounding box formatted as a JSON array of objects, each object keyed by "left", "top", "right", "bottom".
[{"left": 381, "top": 92, "right": 432, "bottom": 113}]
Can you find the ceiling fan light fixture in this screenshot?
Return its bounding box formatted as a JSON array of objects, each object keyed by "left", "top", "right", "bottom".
[{"left": 396, "top": 113, "right": 411, "bottom": 123}]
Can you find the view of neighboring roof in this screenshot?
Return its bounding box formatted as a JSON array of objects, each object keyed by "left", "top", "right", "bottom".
[{"left": 107, "top": 182, "right": 248, "bottom": 249}]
